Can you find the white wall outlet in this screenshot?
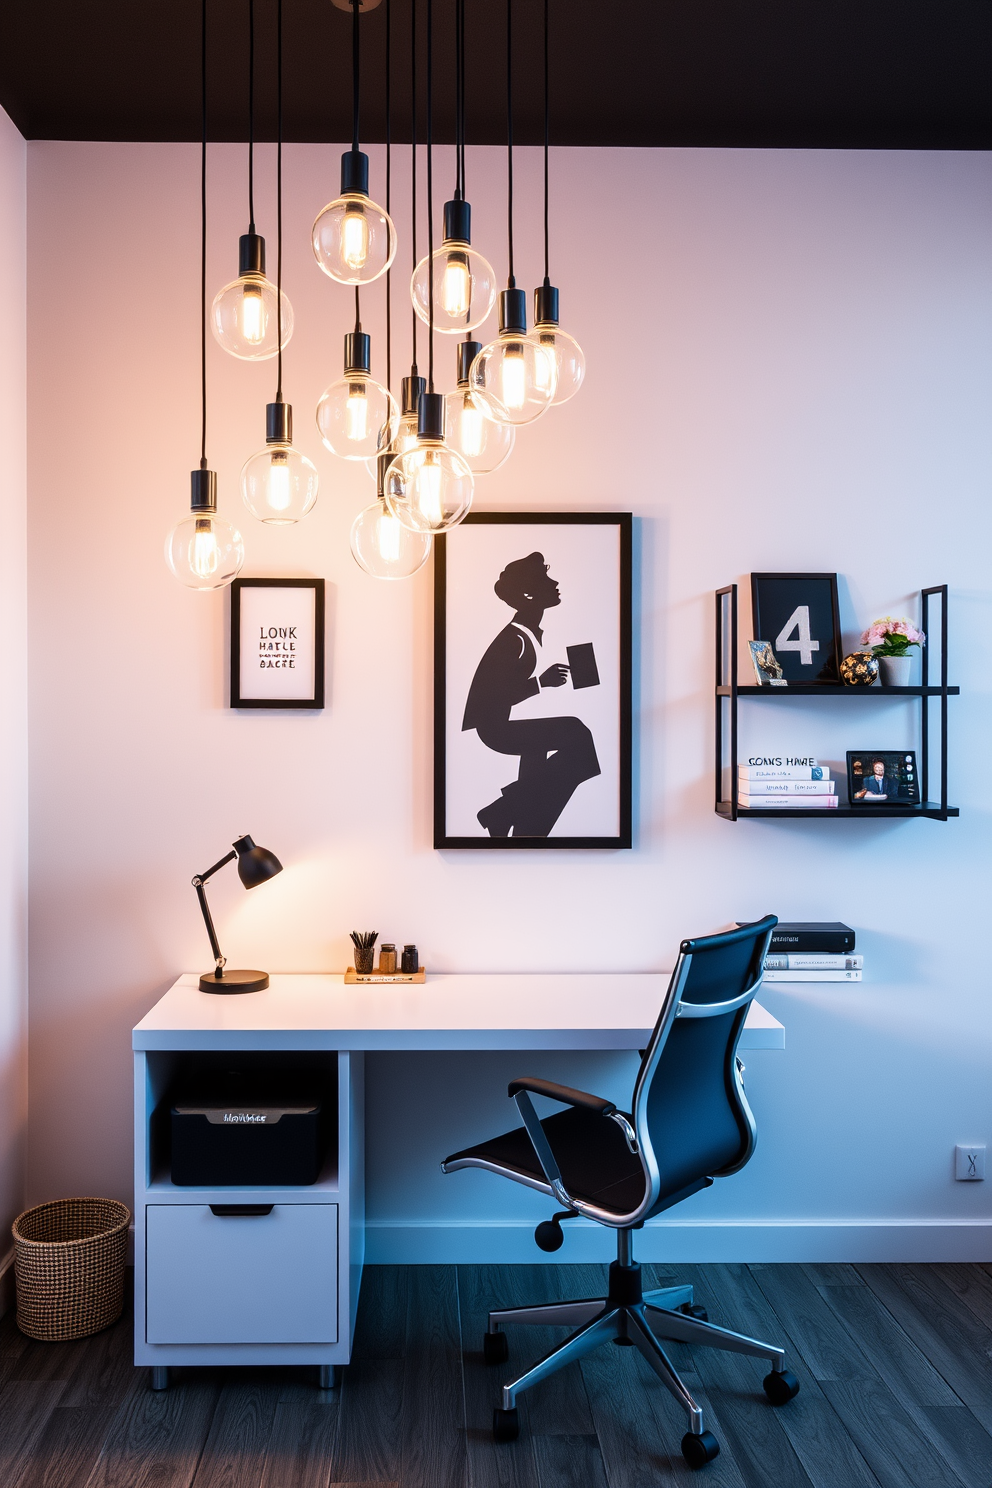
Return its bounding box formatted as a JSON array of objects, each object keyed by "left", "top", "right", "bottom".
[{"left": 955, "top": 1145, "right": 985, "bottom": 1181}]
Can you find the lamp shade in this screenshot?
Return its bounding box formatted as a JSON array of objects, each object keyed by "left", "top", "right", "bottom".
[{"left": 233, "top": 835, "right": 283, "bottom": 889}]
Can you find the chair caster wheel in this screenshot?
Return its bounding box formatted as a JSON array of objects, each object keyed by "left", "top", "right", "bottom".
[
  {"left": 483, "top": 1330, "right": 509, "bottom": 1365},
  {"left": 680, "top": 1302, "right": 709, "bottom": 1322},
  {"left": 681, "top": 1430, "right": 720, "bottom": 1468},
  {"left": 763, "top": 1369, "right": 800, "bottom": 1405},
  {"left": 493, "top": 1407, "right": 519, "bottom": 1442}
]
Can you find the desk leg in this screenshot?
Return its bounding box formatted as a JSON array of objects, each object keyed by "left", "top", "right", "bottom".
[
  {"left": 150, "top": 1366, "right": 169, "bottom": 1391},
  {"left": 319, "top": 1364, "right": 337, "bottom": 1390}
]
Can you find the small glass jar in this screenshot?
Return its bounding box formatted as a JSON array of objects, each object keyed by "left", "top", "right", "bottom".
[
  {"left": 401, "top": 944, "right": 419, "bottom": 973},
  {"left": 378, "top": 943, "right": 397, "bottom": 975}
]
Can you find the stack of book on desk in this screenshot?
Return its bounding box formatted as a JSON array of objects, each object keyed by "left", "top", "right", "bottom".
[
  {"left": 738, "top": 758, "right": 837, "bottom": 810},
  {"left": 762, "top": 922, "right": 861, "bottom": 982}
]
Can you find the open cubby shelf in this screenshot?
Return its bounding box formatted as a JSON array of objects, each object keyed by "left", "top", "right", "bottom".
[{"left": 715, "top": 584, "right": 958, "bottom": 822}]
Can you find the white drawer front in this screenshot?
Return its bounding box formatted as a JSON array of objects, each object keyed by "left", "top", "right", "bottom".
[{"left": 146, "top": 1204, "right": 338, "bottom": 1344}]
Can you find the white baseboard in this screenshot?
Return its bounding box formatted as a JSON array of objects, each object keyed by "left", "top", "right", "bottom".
[
  {"left": 364, "top": 1220, "right": 992, "bottom": 1265},
  {"left": 0, "top": 1246, "right": 15, "bottom": 1317}
]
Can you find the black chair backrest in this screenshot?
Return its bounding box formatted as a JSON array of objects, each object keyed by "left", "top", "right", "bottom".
[{"left": 631, "top": 916, "right": 777, "bottom": 1217}]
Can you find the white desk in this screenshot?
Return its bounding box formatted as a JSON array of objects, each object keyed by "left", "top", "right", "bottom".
[{"left": 132, "top": 974, "right": 783, "bottom": 1386}]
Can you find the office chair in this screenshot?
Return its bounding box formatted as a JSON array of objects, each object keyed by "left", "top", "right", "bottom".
[{"left": 441, "top": 916, "right": 798, "bottom": 1470}]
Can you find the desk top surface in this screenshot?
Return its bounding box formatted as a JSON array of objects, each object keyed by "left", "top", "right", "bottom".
[{"left": 133, "top": 974, "right": 784, "bottom": 1052}]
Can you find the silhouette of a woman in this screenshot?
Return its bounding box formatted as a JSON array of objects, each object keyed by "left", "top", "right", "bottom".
[{"left": 462, "top": 552, "right": 600, "bottom": 836}]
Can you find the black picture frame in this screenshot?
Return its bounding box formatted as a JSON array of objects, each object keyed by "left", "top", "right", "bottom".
[
  {"left": 230, "top": 577, "right": 325, "bottom": 709},
  {"left": 750, "top": 572, "right": 842, "bottom": 684},
  {"left": 434, "top": 512, "right": 633, "bottom": 849},
  {"left": 846, "top": 750, "right": 920, "bottom": 806}
]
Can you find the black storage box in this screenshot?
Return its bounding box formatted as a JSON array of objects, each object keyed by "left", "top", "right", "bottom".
[{"left": 170, "top": 1078, "right": 326, "bottom": 1187}]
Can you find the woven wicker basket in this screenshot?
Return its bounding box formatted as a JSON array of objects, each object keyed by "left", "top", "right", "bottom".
[{"left": 12, "top": 1197, "right": 130, "bottom": 1341}]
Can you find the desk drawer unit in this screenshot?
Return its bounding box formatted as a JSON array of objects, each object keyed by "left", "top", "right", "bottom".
[{"left": 145, "top": 1203, "right": 338, "bottom": 1344}]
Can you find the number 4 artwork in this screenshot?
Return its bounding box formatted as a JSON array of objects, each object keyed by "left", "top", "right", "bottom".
[{"left": 750, "top": 574, "right": 842, "bottom": 684}]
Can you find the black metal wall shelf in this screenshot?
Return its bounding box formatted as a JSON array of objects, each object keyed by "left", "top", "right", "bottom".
[{"left": 715, "top": 584, "right": 958, "bottom": 821}]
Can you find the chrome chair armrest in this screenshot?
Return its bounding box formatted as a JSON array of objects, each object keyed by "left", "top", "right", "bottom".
[
  {"left": 507, "top": 1076, "right": 616, "bottom": 1116},
  {"left": 512, "top": 1090, "right": 575, "bottom": 1207}
]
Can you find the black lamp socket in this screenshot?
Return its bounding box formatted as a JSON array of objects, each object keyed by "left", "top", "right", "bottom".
[
  {"left": 376, "top": 450, "right": 393, "bottom": 496},
  {"left": 456, "top": 340, "right": 482, "bottom": 387},
  {"left": 239, "top": 232, "right": 266, "bottom": 277},
  {"left": 340, "top": 149, "right": 370, "bottom": 197},
  {"left": 442, "top": 199, "right": 471, "bottom": 244},
  {"left": 417, "top": 391, "right": 446, "bottom": 442},
  {"left": 499, "top": 287, "right": 527, "bottom": 336},
  {"left": 345, "top": 331, "right": 371, "bottom": 375},
  {"left": 266, "top": 401, "right": 293, "bottom": 445},
  {"left": 402, "top": 373, "right": 426, "bottom": 415},
  {"left": 190, "top": 468, "right": 217, "bottom": 513},
  {"left": 534, "top": 283, "right": 559, "bottom": 328}
]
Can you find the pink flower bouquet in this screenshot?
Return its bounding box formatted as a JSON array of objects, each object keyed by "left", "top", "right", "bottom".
[{"left": 860, "top": 616, "right": 926, "bottom": 658}]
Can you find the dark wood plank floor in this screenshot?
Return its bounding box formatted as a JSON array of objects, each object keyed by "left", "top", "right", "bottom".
[{"left": 2, "top": 1263, "right": 992, "bottom": 1487}]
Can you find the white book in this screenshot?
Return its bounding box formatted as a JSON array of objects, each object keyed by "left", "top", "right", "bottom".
[
  {"left": 763, "top": 969, "right": 862, "bottom": 982},
  {"left": 737, "top": 794, "right": 839, "bottom": 810},
  {"left": 741, "top": 780, "right": 836, "bottom": 795},
  {"left": 764, "top": 954, "right": 863, "bottom": 971},
  {"left": 738, "top": 764, "right": 829, "bottom": 781}
]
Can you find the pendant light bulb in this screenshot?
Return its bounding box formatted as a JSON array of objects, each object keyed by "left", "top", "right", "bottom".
[
  {"left": 166, "top": 470, "right": 245, "bottom": 590},
  {"left": 364, "top": 372, "right": 424, "bottom": 480},
  {"left": 211, "top": 233, "right": 293, "bottom": 360},
  {"left": 241, "top": 403, "right": 319, "bottom": 524},
  {"left": 443, "top": 341, "right": 514, "bottom": 474},
  {"left": 530, "top": 284, "right": 585, "bottom": 405},
  {"left": 385, "top": 393, "right": 474, "bottom": 534},
  {"left": 316, "top": 331, "right": 397, "bottom": 461},
  {"left": 351, "top": 454, "right": 433, "bottom": 580},
  {"left": 312, "top": 152, "right": 396, "bottom": 286},
  {"left": 469, "top": 289, "right": 556, "bottom": 426},
  {"left": 411, "top": 201, "right": 497, "bottom": 335}
]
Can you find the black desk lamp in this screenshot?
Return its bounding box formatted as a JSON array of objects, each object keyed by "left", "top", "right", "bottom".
[{"left": 192, "top": 834, "right": 283, "bottom": 994}]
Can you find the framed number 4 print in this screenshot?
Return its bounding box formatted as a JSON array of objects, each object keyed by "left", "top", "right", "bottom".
[{"left": 750, "top": 573, "right": 842, "bottom": 684}]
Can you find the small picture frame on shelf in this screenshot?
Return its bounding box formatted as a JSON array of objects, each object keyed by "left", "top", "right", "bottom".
[
  {"left": 750, "top": 573, "right": 842, "bottom": 683},
  {"left": 230, "top": 577, "right": 325, "bottom": 709},
  {"left": 748, "top": 641, "right": 787, "bottom": 686},
  {"left": 846, "top": 750, "right": 919, "bottom": 805}
]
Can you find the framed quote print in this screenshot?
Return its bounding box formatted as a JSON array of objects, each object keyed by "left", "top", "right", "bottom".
[
  {"left": 434, "top": 512, "right": 632, "bottom": 849},
  {"left": 230, "top": 578, "right": 325, "bottom": 709},
  {"left": 750, "top": 572, "right": 842, "bottom": 684}
]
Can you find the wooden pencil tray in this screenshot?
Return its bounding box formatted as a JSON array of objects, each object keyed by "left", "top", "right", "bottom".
[{"left": 344, "top": 967, "right": 427, "bottom": 985}]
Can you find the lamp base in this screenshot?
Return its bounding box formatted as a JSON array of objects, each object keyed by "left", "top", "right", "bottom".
[{"left": 198, "top": 969, "right": 270, "bottom": 995}]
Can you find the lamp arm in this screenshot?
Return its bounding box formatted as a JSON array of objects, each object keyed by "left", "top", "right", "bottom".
[{"left": 191, "top": 857, "right": 236, "bottom": 976}]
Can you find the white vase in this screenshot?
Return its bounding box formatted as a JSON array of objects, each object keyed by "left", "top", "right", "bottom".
[{"left": 879, "top": 654, "right": 912, "bottom": 687}]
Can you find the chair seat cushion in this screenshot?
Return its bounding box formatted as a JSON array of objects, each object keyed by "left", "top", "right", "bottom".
[{"left": 443, "top": 1106, "right": 647, "bottom": 1215}]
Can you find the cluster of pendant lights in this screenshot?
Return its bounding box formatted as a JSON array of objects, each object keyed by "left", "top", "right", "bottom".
[{"left": 166, "top": 0, "right": 584, "bottom": 591}]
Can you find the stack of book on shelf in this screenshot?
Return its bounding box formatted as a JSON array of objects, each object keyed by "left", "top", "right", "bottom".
[
  {"left": 762, "top": 922, "right": 861, "bottom": 982},
  {"left": 738, "top": 756, "right": 837, "bottom": 810}
]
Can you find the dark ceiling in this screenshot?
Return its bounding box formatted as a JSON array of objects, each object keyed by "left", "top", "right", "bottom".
[{"left": 1, "top": 0, "right": 990, "bottom": 148}]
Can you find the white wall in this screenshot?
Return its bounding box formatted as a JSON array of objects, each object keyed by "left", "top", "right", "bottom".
[
  {"left": 26, "top": 141, "right": 992, "bottom": 1259},
  {"left": 0, "top": 105, "right": 28, "bottom": 1295}
]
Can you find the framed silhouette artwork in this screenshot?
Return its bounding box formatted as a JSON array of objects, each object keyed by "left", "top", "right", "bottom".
[{"left": 434, "top": 512, "right": 632, "bottom": 848}]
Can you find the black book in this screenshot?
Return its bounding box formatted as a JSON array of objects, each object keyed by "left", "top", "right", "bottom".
[{"left": 766, "top": 921, "right": 856, "bottom": 953}]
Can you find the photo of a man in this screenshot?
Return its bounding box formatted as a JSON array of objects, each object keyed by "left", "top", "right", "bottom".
[{"left": 847, "top": 752, "right": 917, "bottom": 805}]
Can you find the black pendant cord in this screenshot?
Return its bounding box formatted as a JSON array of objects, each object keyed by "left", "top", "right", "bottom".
[
  {"left": 453, "top": 0, "right": 464, "bottom": 200},
  {"left": 200, "top": 0, "right": 208, "bottom": 468},
  {"left": 542, "top": 0, "right": 549, "bottom": 286},
  {"left": 426, "top": 0, "right": 434, "bottom": 391},
  {"left": 354, "top": 284, "right": 361, "bottom": 336},
  {"left": 276, "top": 0, "right": 284, "bottom": 402},
  {"left": 410, "top": 0, "right": 418, "bottom": 373},
  {"left": 506, "top": 0, "right": 514, "bottom": 290},
  {"left": 351, "top": 0, "right": 361, "bottom": 153},
  {"left": 385, "top": 0, "right": 391, "bottom": 392},
  {"left": 248, "top": 0, "right": 255, "bottom": 232}
]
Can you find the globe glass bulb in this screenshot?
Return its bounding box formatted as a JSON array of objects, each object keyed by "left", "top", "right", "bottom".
[
  {"left": 469, "top": 333, "right": 557, "bottom": 426},
  {"left": 531, "top": 325, "right": 586, "bottom": 405},
  {"left": 411, "top": 243, "right": 498, "bottom": 334},
  {"left": 317, "top": 373, "right": 397, "bottom": 461},
  {"left": 351, "top": 497, "right": 432, "bottom": 579},
  {"left": 165, "top": 514, "right": 244, "bottom": 590},
  {"left": 363, "top": 408, "right": 417, "bottom": 480},
  {"left": 384, "top": 439, "right": 474, "bottom": 534},
  {"left": 443, "top": 388, "right": 514, "bottom": 474},
  {"left": 241, "top": 443, "right": 319, "bottom": 524},
  {"left": 210, "top": 274, "right": 293, "bottom": 360},
  {"left": 312, "top": 194, "right": 397, "bottom": 285}
]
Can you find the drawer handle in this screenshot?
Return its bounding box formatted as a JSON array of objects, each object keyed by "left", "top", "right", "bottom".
[{"left": 208, "top": 1204, "right": 274, "bottom": 1217}]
